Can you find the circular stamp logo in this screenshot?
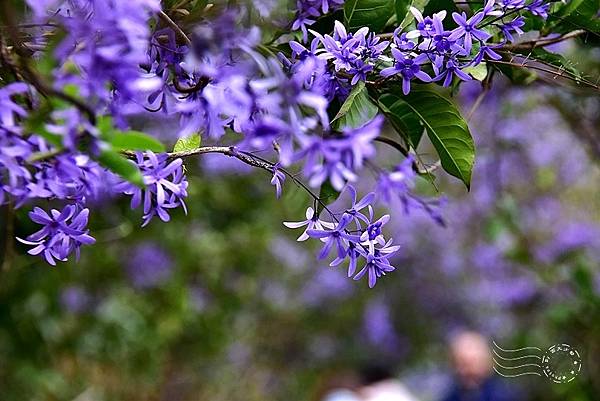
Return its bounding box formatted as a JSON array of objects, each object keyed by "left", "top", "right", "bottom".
[{"left": 541, "top": 343, "right": 582, "bottom": 383}]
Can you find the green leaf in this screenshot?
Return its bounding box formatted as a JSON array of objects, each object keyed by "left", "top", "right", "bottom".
[
  {"left": 529, "top": 48, "right": 584, "bottom": 81},
  {"left": 423, "top": 0, "right": 459, "bottom": 28},
  {"left": 395, "top": 0, "right": 413, "bottom": 26},
  {"left": 24, "top": 104, "right": 63, "bottom": 147},
  {"left": 546, "top": 0, "right": 600, "bottom": 34},
  {"left": 317, "top": 181, "right": 340, "bottom": 214},
  {"left": 332, "top": 81, "right": 379, "bottom": 129},
  {"left": 111, "top": 131, "right": 166, "bottom": 152},
  {"left": 97, "top": 149, "right": 144, "bottom": 187},
  {"left": 382, "top": 87, "right": 475, "bottom": 188},
  {"left": 173, "top": 133, "right": 202, "bottom": 152},
  {"left": 344, "top": 0, "right": 395, "bottom": 32},
  {"left": 377, "top": 92, "right": 424, "bottom": 149},
  {"left": 492, "top": 62, "right": 538, "bottom": 85},
  {"left": 463, "top": 62, "right": 488, "bottom": 81}
]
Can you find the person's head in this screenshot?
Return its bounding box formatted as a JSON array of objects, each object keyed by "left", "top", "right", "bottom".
[{"left": 449, "top": 331, "right": 493, "bottom": 389}]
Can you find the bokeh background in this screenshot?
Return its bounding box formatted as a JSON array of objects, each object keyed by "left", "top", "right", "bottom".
[{"left": 1, "top": 20, "right": 600, "bottom": 401}]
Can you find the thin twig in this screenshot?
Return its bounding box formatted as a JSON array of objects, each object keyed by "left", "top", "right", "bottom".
[
  {"left": 489, "top": 57, "right": 600, "bottom": 91},
  {"left": 500, "top": 30, "right": 586, "bottom": 51},
  {"left": 374, "top": 136, "right": 440, "bottom": 175},
  {"left": 124, "top": 146, "right": 272, "bottom": 171},
  {"left": 157, "top": 10, "right": 191, "bottom": 46}
]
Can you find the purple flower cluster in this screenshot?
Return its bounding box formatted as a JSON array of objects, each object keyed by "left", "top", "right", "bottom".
[
  {"left": 26, "top": 0, "right": 162, "bottom": 116},
  {"left": 292, "top": 0, "right": 346, "bottom": 42},
  {"left": 377, "top": 155, "right": 446, "bottom": 225},
  {"left": 115, "top": 152, "right": 188, "bottom": 227},
  {"left": 17, "top": 206, "right": 95, "bottom": 265},
  {"left": 1, "top": 84, "right": 102, "bottom": 264},
  {"left": 319, "top": 21, "right": 390, "bottom": 85},
  {"left": 0, "top": 0, "right": 558, "bottom": 277},
  {"left": 302, "top": 0, "right": 551, "bottom": 94},
  {"left": 285, "top": 186, "right": 399, "bottom": 287},
  {"left": 146, "top": 13, "right": 383, "bottom": 195}
]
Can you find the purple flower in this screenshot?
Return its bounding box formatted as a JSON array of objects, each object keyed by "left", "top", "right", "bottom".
[
  {"left": 409, "top": 7, "right": 447, "bottom": 38},
  {"left": 300, "top": 116, "right": 382, "bottom": 191},
  {"left": 393, "top": 30, "right": 417, "bottom": 51},
  {"left": 449, "top": 11, "right": 491, "bottom": 54},
  {"left": 45, "top": 107, "right": 98, "bottom": 150},
  {"left": 17, "top": 205, "right": 95, "bottom": 265},
  {"left": 283, "top": 206, "right": 335, "bottom": 241},
  {"left": 380, "top": 50, "right": 432, "bottom": 95},
  {"left": 500, "top": 17, "right": 525, "bottom": 42},
  {"left": 343, "top": 185, "right": 375, "bottom": 226},
  {"left": 270, "top": 163, "right": 286, "bottom": 198},
  {"left": 354, "top": 242, "right": 399, "bottom": 288},
  {"left": 307, "top": 214, "right": 361, "bottom": 260},
  {"left": 330, "top": 240, "right": 361, "bottom": 277},
  {"left": 362, "top": 298, "right": 401, "bottom": 351},
  {"left": 360, "top": 209, "right": 391, "bottom": 254},
  {"left": 473, "top": 45, "right": 502, "bottom": 65},
  {"left": 527, "top": 0, "right": 550, "bottom": 19},
  {"left": 434, "top": 59, "right": 472, "bottom": 87},
  {"left": 0, "top": 134, "right": 33, "bottom": 205},
  {"left": 60, "top": 285, "right": 92, "bottom": 313},
  {"left": 0, "top": 83, "right": 29, "bottom": 127},
  {"left": 291, "top": 0, "right": 345, "bottom": 43},
  {"left": 46, "top": 0, "right": 162, "bottom": 113},
  {"left": 115, "top": 151, "right": 188, "bottom": 227},
  {"left": 126, "top": 242, "right": 173, "bottom": 289},
  {"left": 377, "top": 156, "right": 416, "bottom": 204},
  {"left": 318, "top": 21, "right": 388, "bottom": 85},
  {"left": 498, "top": 0, "right": 526, "bottom": 9}
]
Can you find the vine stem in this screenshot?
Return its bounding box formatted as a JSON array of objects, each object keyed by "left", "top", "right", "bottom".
[
  {"left": 124, "top": 146, "right": 271, "bottom": 172},
  {"left": 157, "top": 10, "right": 191, "bottom": 46},
  {"left": 124, "top": 146, "right": 342, "bottom": 220},
  {"left": 499, "top": 30, "right": 586, "bottom": 51}
]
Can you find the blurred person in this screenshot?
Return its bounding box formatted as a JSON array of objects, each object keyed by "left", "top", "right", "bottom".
[
  {"left": 441, "top": 331, "right": 523, "bottom": 401},
  {"left": 316, "top": 371, "right": 362, "bottom": 401},
  {"left": 358, "top": 363, "right": 421, "bottom": 401}
]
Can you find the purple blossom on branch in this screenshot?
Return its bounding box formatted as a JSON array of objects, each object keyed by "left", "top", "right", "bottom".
[
  {"left": 115, "top": 152, "right": 188, "bottom": 227},
  {"left": 17, "top": 206, "right": 95, "bottom": 265}
]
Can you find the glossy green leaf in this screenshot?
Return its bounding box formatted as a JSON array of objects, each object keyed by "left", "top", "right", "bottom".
[
  {"left": 529, "top": 48, "right": 584, "bottom": 82},
  {"left": 382, "top": 87, "right": 475, "bottom": 188},
  {"left": 423, "top": 0, "right": 459, "bottom": 28},
  {"left": 378, "top": 92, "right": 424, "bottom": 149},
  {"left": 395, "top": 0, "right": 413, "bottom": 26},
  {"left": 173, "top": 133, "right": 202, "bottom": 152},
  {"left": 332, "top": 81, "right": 379, "bottom": 129},
  {"left": 317, "top": 181, "right": 340, "bottom": 214},
  {"left": 492, "top": 62, "right": 538, "bottom": 85},
  {"left": 344, "top": 0, "right": 395, "bottom": 32},
  {"left": 546, "top": 0, "right": 600, "bottom": 34},
  {"left": 97, "top": 149, "right": 144, "bottom": 187},
  {"left": 111, "top": 131, "right": 166, "bottom": 152},
  {"left": 464, "top": 62, "right": 488, "bottom": 81}
]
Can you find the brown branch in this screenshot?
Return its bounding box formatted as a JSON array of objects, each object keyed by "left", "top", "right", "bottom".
[
  {"left": 0, "top": 2, "right": 97, "bottom": 123},
  {"left": 500, "top": 30, "right": 587, "bottom": 51},
  {"left": 157, "top": 10, "right": 191, "bottom": 46},
  {"left": 172, "top": 76, "right": 211, "bottom": 93},
  {"left": 487, "top": 58, "right": 600, "bottom": 91},
  {"left": 122, "top": 146, "right": 274, "bottom": 173},
  {"left": 374, "top": 136, "right": 409, "bottom": 156}
]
